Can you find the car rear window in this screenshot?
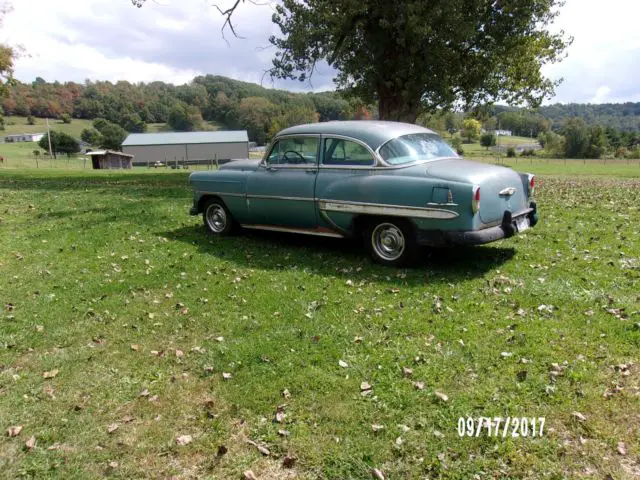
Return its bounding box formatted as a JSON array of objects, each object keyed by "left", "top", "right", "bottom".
[{"left": 378, "top": 133, "right": 457, "bottom": 165}]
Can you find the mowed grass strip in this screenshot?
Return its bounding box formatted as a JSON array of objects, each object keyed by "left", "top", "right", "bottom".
[{"left": 0, "top": 169, "right": 639, "bottom": 479}]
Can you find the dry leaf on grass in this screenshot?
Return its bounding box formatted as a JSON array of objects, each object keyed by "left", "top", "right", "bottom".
[
  {"left": 339, "top": 360, "right": 349, "bottom": 368},
  {"left": 7, "top": 425, "right": 23, "bottom": 437},
  {"left": 434, "top": 391, "right": 449, "bottom": 402},
  {"left": 372, "top": 468, "right": 385, "bottom": 479},
  {"left": 617, "top": 442, "right": 627, "bottom": 455},
  {"left": 242, "top": 471, "right": 258, "bottom": 480},
  {"left": 412, "top": 381, "right": 425, "bottom": 390},
  {"left": 107, "top": 423, "right": 119, "bottom": 434},
  {"left": 402, "top": 367, "right": 413, "bottom": 378},
  {"left": 222, "top": 372, "right": 233, "bottom": 380},
  {"left": 283, "top": 455, "right": 296, "bottom": 468},
  {"left": 43, "top": 369, "right": 58, "bottom": 379},
  {"left": 175, "top": 435, "right": 193, "bottom": 446},
  {"left": 25, "top": 436, "right": 36, "bottom": 450},
  {"left": 571, "top": 411, "right": 587, "bottom": 422}
]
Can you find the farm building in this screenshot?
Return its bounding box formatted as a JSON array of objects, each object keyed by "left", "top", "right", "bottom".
[
  {"left": 4, "top": 133, "right": 45, "bottom": 143},
  {"left": 122, "top": 131, "right": 249, "bottom": 166},
  {"left": 86, "top": 150, "right": 134, "bottom": 170}
]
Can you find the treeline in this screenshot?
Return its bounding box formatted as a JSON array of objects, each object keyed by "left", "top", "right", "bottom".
[{"left": 0, "top": 76, "right": 367, "bottom": 144}]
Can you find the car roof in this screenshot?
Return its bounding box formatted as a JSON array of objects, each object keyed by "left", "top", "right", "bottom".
[{"left": 276, "top": 121, "right": 436, "bottom": 151}]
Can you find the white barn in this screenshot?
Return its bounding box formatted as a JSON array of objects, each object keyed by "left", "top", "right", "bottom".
[{"left": 122, "top": 131, "right": 249, "bottom": 166}]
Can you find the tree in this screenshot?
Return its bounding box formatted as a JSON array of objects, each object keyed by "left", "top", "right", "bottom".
[
  {"left": 38, "top": 131, "right": 80, "bottom": 159},
  {"left": 81, "top": 128, "right": 102, "bottom": 146},
  {"left": 562, "top": 118, "right": 589, "bottom": 158},
  {"left": 98, "top": 123, "right": 128, "bottom": 150},
  {"left": 480, "top": 133, "right": 497, "bottom": 149},
  {"left": 121, "top": 112, "right": 146, "bottom": 133},
  {"left": 462, "top": 118, "right": 481, "bottom": 143},
  {"left": 585, "top": 125, "right": 608, "bottom": 159},
  {"left": 27, "top": 115, "right": 35, "bottom": 125},
  {"left": 60, "top": 113, "right": 72, "bottom": 124},
  {"left": 237, "top": 96, "right": 278, "bottom": 144},
  {"left": 538, "top": 131, "right": 565, "bottom": 157},
  {"left": 0, "top": 3, "right": 14, "bottom": 99},
  {"left": 168, "top": 103, "right": 202, "bottom": 131},
  {"left": 269, "top": 0, "right": 570, "bottom": 122}
]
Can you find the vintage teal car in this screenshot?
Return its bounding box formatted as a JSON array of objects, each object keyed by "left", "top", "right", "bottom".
[{"left": 189, "top": 121, "right": 537, "bottom": 266}]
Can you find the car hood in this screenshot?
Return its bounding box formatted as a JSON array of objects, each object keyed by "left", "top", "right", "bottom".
[{"left": 219, "top": 158, "right": 261, "bottom": 171}]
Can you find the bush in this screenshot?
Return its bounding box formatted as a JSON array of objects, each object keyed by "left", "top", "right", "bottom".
[
  {"left": 520, "top": 148, "right": 536, "bottom": 157},
  {"left": 27, "top": 115, "right": 35, "bottom": 125},
  {"left": 60, "top": 113, "right": 72, "bottom": 124},
  {"left": 456, "top": 146, "right": 464, "bottom": 156},
  {"left": 615, "top": 147, "right": 628, "bottom": 158},
  {"left": 506, "top": 147, "right": 516, "bottom": 158},
  {"left": 480, "top": 132, "right": 497, "bottom": 149}
]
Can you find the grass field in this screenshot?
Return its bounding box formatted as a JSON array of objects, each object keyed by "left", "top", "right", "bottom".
[
  {"left": 1, "top": 165, "right": 639, "bottom": 479},
  {"left": 1, "top": 116, "right": 95, "bottom": 138}
]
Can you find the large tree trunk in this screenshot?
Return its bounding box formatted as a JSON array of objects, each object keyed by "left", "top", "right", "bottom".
[{"left": 377, "top": 84, "right": 420, "bottom": 123}]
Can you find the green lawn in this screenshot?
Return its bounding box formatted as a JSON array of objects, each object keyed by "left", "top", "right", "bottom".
[
  {"left": 0, "top": 167, "right": 639, "bottom": 479},
  {"left": 1, "top": 116, "right": 95, "bottom": 139}
]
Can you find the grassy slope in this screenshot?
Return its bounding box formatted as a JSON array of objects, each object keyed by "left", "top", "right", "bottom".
[
  {"left": 1, "top": 116, "right": 95, "bottom": 138},
  {"left": 0, "top": 167, "right": 638, "bottom": 479}
]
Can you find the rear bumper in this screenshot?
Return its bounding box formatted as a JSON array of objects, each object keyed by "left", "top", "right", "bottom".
[{"left": 417, "top": 202, "right": 538, "bottom": 246}]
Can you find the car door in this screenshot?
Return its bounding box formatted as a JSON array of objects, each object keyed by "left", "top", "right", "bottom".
[{"left": 245, "top": 135, "right": 320, "bottom": 228}]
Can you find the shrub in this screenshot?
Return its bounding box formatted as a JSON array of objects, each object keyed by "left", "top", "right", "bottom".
[
  {"left": 506, "top": 147, "right": 516, "bottom": 158},
  {"left": 60, "top": 113, "right": 72, "bottom": 124},
  {"left": 520, "top": 148, "right": 536, "bottom": 157},
  {"left": 456, "top": 145, "right": 464, "bottom": 156},
  {"left": 615, "top": 147, "right": 628, "bottom": 158},
  {"left": 27, "top": 115, "right": 35, "bottom": 125},
  {"left": 480, "top": 132, "right": 497, "bottom": 149}
]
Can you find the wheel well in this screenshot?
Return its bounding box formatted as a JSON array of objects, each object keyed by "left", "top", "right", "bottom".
[
  {"left": 352, "top": 215, "right": 416, "bottom": 237},
  {"left": 197, "top": 194, "right": 224, "bottom": 213}
]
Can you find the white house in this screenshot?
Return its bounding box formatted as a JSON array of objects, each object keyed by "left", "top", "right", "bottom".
[
  {"left": 492, "top": 129, "right": 513, "bottom": 137},
  {"left": 4, "top": 133, "right": 46, "bottom": 143}
]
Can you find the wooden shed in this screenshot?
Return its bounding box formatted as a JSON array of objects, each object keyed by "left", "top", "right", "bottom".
[{"left": 86, "top": 150, "right": 134, "bottom": 170}]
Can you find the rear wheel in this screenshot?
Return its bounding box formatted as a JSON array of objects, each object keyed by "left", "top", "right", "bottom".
[
  {"left": 202, "top": 198, "right": 235, "bottom": 236},
  {"left": 364, "top": 218, "right": 418, "bottom": 267}
]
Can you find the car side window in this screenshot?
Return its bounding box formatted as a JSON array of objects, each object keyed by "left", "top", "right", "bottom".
[
  {"left": 266, "top": 137, "right": 319, "bottom": 166},
  {"left": 323, "top": 138, "right": 375, "bottom": 166}
]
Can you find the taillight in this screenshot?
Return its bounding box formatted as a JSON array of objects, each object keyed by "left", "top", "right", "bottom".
[
  {"left": 528, "top": 174, "right": 535, "bottom": 197},
  {"left": 472, "top": 185, "right": 480, "bottom": 213}
]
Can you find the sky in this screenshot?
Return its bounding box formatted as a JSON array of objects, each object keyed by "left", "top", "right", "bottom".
[{"left": 2, "top": 0, "right": 639, "bottom": 104}]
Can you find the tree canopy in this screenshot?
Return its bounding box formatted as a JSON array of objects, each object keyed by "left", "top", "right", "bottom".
[
  {"left": 269, "top": 0, "right": 570, "bottom": 122},
  {"left": 0, "top": 2, "right": 14, "bottom": 99},
  {"left": 38, "top": 131, "right": 80, "bottom": 159}
]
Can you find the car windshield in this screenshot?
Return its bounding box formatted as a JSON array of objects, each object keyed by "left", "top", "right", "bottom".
[{"left": 378, "top": 133, "right": 457, "bottom": 165}]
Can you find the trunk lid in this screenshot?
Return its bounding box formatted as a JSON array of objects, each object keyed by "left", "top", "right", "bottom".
[{"left": 425, "top": 158, "right": 528, "bottom": 224}]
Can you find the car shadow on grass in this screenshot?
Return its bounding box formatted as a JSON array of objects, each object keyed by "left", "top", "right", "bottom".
[{"left": 164, "top": 224, "right": 516, "bottom": 284}]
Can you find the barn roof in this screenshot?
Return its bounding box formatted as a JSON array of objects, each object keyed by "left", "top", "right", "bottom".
[
  {"left": 122, "top": 131, "right": 249, "bottom": 147},
  {"left": 86, "top": 150, "right": 134, "bottom": 158}
]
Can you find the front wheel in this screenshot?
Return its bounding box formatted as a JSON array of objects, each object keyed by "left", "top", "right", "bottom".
[
  {"left": 202, "top": 198, "right": 235, "bottom": 236},
  {"left": 365, "top": 218, "right": 418, "bottom": 267}
]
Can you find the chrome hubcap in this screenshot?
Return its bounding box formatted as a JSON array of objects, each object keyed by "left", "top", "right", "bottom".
[
  {"left": 205, "top": 204, "right": 227, "bottom": 233},
  {"left": 372, "top": 223, "right": 405, "bottom": 261}
]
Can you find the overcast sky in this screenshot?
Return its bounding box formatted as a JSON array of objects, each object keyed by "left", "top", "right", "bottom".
[{"left": 2, "top": 0, "right": 639, "bottom": 104}]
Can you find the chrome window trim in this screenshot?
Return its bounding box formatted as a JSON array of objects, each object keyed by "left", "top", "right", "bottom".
[
  {"left": 320, "top": 134, "right": 380, "bottom": 169},
  {"left": 260, "top": 134, "right": 321, "bottom": 169}
]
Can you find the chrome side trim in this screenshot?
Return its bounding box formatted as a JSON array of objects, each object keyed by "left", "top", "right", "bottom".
[
  {"left": 247, "top": 194, "right": 315, "bottom": 202},
  {"left": 320, "top": 134, "right": 381, "bottom": 168},
  {"left": 319, "top": 209, "right": 350, "bottom": 235},
  {"left": 319, "top": 199, "right": 459, "bottom": 219},
  {"left": 241, "top": 224, "right": 344, "bottom": 238},
  {"left": 426, "top": 202, "right": 459, "bottom": 207},
  {"left": 200, "top": 191, "right": 245, "bottom": 198}
]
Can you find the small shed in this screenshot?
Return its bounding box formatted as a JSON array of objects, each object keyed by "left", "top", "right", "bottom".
[{"left": 86, "top": 150, "right": 134, "bottom": 170}]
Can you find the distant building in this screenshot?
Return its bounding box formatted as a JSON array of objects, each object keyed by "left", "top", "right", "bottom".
[
  {"left": 86, "top": 150, "right": 134, "bottom": 170},
  {"left": 122, "top": 131, "right": 249, "bottom": 166},
  {"left": 492, "top": 129, "right": 513, "bottom": 136},
  {"left": 5, "top": 133, "right": 46, "bottom": 143}
]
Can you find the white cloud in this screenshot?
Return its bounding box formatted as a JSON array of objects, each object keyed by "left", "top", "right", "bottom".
[{"left": 2, "top": 0, "right": 639, "bottom": 103}]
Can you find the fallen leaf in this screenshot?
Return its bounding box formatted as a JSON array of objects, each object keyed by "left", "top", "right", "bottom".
[
  {"left": 275, "top": 411, "right": 286, "bottom": 423},
  {"left": 130, "top": 344, "right": 139, "bottom": 352},
  {"left": 175, "top": 435, "right": 193, "bottom": 446},
  {"left": 278, "top": 429, "right": 290, "bottom": 437},
  {"left": 434, "top": 391, "right": 449, "bottom": 402},
  {"left": 175, "top": 349, "right": 184, "bottom": 358},
  {"left": 283, "top": 455, "right": 296, "bottom": 468},
  {"left": 412, "top": 381, "right": 425, "bottom": 390},
  {"left": 25, "top": 436, "right": 36, "bottom": 450},
  {"left": 214, "top": 336, "right": 224, "bottom": 342},
  {"left": 571, "top": 411, "right": 587, "bottom": 422},
  {"left": 139, "top": 389, "right": 150, "bottom": 397},
  {"left": 108, "top": 461, "right": 119, "bottom": 469},
  {"left": 339, "top": 360, "right": 349, "bottom": 368},
  {"left": 7, "top": 425, "right": 23, "bottom": 437},
  {"left": 617, "top": 442, "right": 627, "bottom": 456},
  {"left": 360, "top": 381, "right": 372, "bottom": 392},
  {"left": 222, "top": 372, "right": 233, "bottom": 380},
  {"left": 372, "top": 468, "right": 385, "bottom": 479},
  {"left": 282, "top": 388, "right": 291, "bottom": 399},
  {"left": 242, "top": 470, "right": 258, "bottom": 480},
  {"left": 402, "top": 367, "right": 413, "bottom": 378},
  {"left": 372, "top": 424, "right": 385, "bottom": 432},
  {"left": 107, "top": 423, "right": 119, "bottom": 434},
  {"left": 43, "top": 369, "right": 59, "bottom": 379}
]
